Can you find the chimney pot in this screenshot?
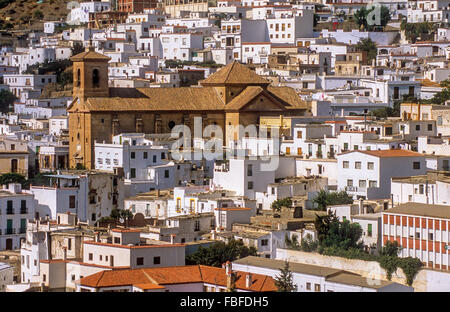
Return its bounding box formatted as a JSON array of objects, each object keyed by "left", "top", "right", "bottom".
[{"left": 246, "top": 273, "right": 252, "bottom": 288}]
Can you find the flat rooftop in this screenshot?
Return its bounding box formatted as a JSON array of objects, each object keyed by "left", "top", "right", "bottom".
[{"left": 386, "top": 203, "right": 450, "bottom": 219}]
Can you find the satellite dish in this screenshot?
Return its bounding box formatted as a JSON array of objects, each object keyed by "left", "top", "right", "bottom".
[{"left": 119, "top": 218, "right": 124, "bottom": 224}]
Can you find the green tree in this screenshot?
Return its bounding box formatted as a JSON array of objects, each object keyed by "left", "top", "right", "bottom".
[
  {"left": 312, "top": 190, "right": 353, "bottom": 211},
  {"left": 0, "top": 89, "right": 16, "bottom": 113},
  {"left": 354, "top": 6, "right": 391, "bottom": 31},
  {"left": 186, "top": 239, "right": 257, "bottom": 267},
  {"left": 110, "top": 208, "right": 121, "bottom": 220},
  {"left": 321, "top": 219, "right": 363, "bottom": 250},
  {"left": 0, "top": 173, "right": 28, "bottom": 188},
  {"left": 271, "top": 197, "right": 292, "bottom": 213},
  {"left": 33, "top": 10, "right": 44, "bottom": 20},
  {"left": 314, "top": 211, "right": 339, "bottom": 242},
  {"left": 427, "top": 79, "right": 450, "bottom": 105},
  {"left": 274, "top": 261, "right": 297, "bottom": 292},
  {"left": 381, "top": 240, "right": 401, "bottom": 257},
  {"left": 355, "top": 38, "right": 377, "bottom": 64}
]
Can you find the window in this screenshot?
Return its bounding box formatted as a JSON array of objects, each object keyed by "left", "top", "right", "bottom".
[
  {"left": 355, "top": 162, "right": 361, "bottom": 169},
  {"left": 314, "top": 284, "right": 321, "bottom": 292},
  {"left": 153, "top": 256, "right": 161, "bottom": 265},
  {"left": 343, "top": 161, "right": 349, "bottom": 168},
  {"left": 130, "top": 168, "right": 136, "bottom": 178},
  {"left": 248, "top": 181, "right": 254, "bottom": 189},
  {"left": 194, "top": 220, "right": 200, "bottom": 231},
  {"left": 261, "top": 239, "right": 268, "bottom": 246},
  {"left": 131, "top": 152, "right": 135, "bottom": 159},
  {"left": 413, "top": 162, "right": 421, "bottom": 170},
  {"left": 143, "top": 152, "right": 148, "bottom": 159},
  {"left": 429, "top": 233, "right": 433, "bottom": 241},
  {"left": 427, "top": 124, "right": 432, "bottom": 131},
  {"left": 69, "top": 196, "right": 76, "bottom": 209},
  {"left": 88, "top": 253, "right": 93, "bottom": 261},
  {"left": 306, "top": 282, "right": 311, "bottom": 290},
  {"left": 359, "top": 180, "right": 366, "bottom": 188},
  {"left": 419, "top": 184, "right": 424, "bottom": 194},
  {"left": 93, "top": 69, "right": 100, "bottom": 88},
  {"left": 415, "top": 125, "right": 420, "bottom": 131},
  {"left": 367, "top": 162, "right": 374, "bottom": 170},
  {"left": 343, "top": 143, "right": 349, "bottom": 151},
  {"left": 347, "top": 179, "right": 353, "bottom": 187},
  {"left": 247, "top": 164, "right": 253, "bottom": 176},
  {"left": 68, "top": 238, "right": 72, "bottom": 250},
  {"left": 43, "top": 274, "right": 46, "bottom": 282},
  {"left": 354, "top": 145, "right": 359, "bottom": 150},
  {"left": 367, "top": 224, "right": 372, "bottom": 237},
  {"left": 136, "top": 257, "right": 144, "bottom": 266},
  {"left": 114, "top": 237, "right": 120, "bottom": 244},
  {"left": 153, "top": 155, "right": 157, "bottom": 163},
  {"left": 72, "top": 275, "right": 76, "bottom": 281},
  {"left": 164, "top": 170, "right": 169, "bottom": 178},
  {"left": 91, "top": 213, "right": 96, "bottom": 221},
  {"left": 297, "top": 131, "right": 302, "bottom": 139},
  {"left": 415, "top": 232, "right": 420, "bottom": 239},
  {"left": 369, "top": 180, "right": 377, "bottom": 188}
]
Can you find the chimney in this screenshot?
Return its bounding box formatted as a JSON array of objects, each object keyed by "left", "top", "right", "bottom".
[
  {"left": 225, "top": 261, "right": 232, "bottom": 275},
  {"left": 246, "top": 273, "right": 252, "bottom": 288}
]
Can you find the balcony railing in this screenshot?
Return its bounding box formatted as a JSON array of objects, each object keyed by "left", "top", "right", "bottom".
[
  {"left": 6, "top": 209, "right": 14, "bottom": 215},
  {"left": 5, "top": 228, "right": 16, "bottom": 235},
  {"left": 19, "top": 227, "right": 26, "bottom": 234},
  {"left": 345, "top": 186, "right": 358, "bottom": 192},
  {"left": 20, "top": 208, "right": 28, "bottom": 214}
]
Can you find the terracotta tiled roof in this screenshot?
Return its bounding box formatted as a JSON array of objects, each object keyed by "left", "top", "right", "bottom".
[
  {"left": 111, "top": 228, "right": 141, "bottom": 233},
  {"left": 70, "top": 48, "right": 111, "bottom": 62},
  {"left": 79, "top": 265, "right": 277, "bottom": 291},
  {"left": 200, "top": 61, "right": 270, "bottom": 85}
]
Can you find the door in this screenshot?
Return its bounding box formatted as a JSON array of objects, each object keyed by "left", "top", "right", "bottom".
[
  {"left": 11, "top": 159, "right": 18, "bottom": 173},
  {"left": 6, "top": 219, "right": 13, "bottom": 235},
  {"left": 6, "top": 239, "right": 12, "bottom": 250}
]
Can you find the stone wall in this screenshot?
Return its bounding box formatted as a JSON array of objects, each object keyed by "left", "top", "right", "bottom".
[{"left": 276, "top": 248, "right": 450, "bottom": 292}]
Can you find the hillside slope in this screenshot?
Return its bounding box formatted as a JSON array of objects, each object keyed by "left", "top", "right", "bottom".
[{"left": 0, "top": 0, "right": 70, "bottom": 31}]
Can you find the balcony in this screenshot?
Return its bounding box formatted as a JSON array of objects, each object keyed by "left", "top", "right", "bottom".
[
  {"left": 6, "top": 209, "right": 14, "bottom": 215},
  {"left": 19, "top": 227, "right": 26, "bottom": 234},
  {"left": 20, "top": 208, "right": 28, "bottom": 214},
  {"left": 345, "top": 186, "right": 358, "bottom": 192},
  {"left": 5, "top": 228, "right": 16, "bottom": 235}
]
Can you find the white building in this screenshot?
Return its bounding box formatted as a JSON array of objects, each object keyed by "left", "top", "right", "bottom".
[
  {"left": 337, "top": 149, "right": 427, "bottom": 200},
  {"left": 233, "top": 256, "right": 413, "bottom": 292},
  {"left": 0, "top": 184, "right": 36, "bottom": 251}
]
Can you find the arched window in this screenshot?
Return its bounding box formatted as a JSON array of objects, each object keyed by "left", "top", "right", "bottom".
[
  {"left": 76, "top": 68, "right": 81, "bottom": 87},
  {"left": 93, "top": 69, "right": 100, "bottom": 88}
]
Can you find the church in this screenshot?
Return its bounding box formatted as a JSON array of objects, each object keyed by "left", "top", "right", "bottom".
[{"left": 68, "top": 47, "right": 311, "bottom": 169}]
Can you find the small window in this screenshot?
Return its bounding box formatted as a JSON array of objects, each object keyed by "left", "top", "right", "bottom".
[
  {"left": 153, "top": 256, "right": 161, "bottom": 265},
  {"left": 131, "top": 152, "right": 135, "bottom": 159},
  {"left": 143, "top": 152, "right": 148, "bottom": 159},
  {"left": 415, "top": 125, "right": 420, "bottom": 131},
  {"left": 367, "top": 162, "right": 374, "bottom": 170},
  {"left": 355, "top": 162, "right": 361, "bottom": 169},
  {"left": 314, "top": 284, "right": 321, "bottom": 292},
  {"left": 343, "top": 161, "right": 349, "bottom": 168},
  {"left": 428, "top": 124, "right": 432, "bottom": 131},
  {"left": 88, "top": 253, "right": 93, "bottom": 261},
  {"left": 248, "top": 181, "right": 254, "bottom": 190},
  {"left": 306, "top": 282, "right": 311, "bottom": 290},
  {"left": 136, "top": 257, "right": 144, "bottom": 266},
  {"left": 413, "top": 162, "right": 421, "bottom": 170},
  {"left": 164, "top": 170, "right": 169, "bottom": 178},
  {"left": 114, "top": 237, "right": 120, "bottom": 244}
]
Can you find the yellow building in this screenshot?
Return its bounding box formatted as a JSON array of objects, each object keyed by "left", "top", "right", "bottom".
[
  {"left": 0, "top": 151, "right": 29, "bottom": 177},
  {"left": 68, "top": 47, "right": 310, "bottom": 169}
]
